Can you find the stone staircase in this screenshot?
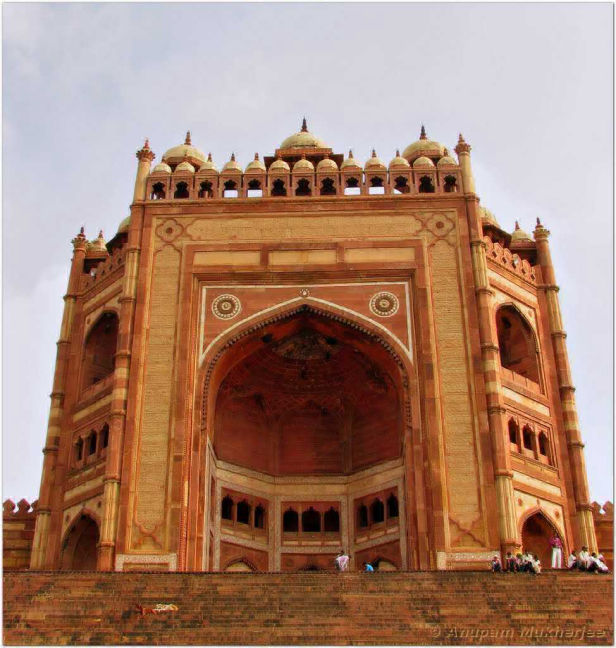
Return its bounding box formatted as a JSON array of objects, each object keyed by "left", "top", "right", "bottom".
[{"left": 3, "top": 571, "right": 613, "bottom": 645}]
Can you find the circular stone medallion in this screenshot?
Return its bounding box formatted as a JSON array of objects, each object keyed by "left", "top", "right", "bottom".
[
  {"left": 212, "top": 294, "right": 241, "bottom": 320},
  {"left": 369, "top": 292, "right": 399, "bottom": 318}
]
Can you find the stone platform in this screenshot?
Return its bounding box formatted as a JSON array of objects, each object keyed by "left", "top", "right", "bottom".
[{"left": 3, "top": 571, "right": 613, "bottom": 645}]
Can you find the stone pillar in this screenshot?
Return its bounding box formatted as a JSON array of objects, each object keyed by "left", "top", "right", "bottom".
[
  {"left": 461, "top": 138, "right": 518, "bottom": 555},
  {"left": 31, "top": 228, "right": 87, "bottom": 569},
  {"left": 98, "top": 141, "right": 153, "bottom": 570},
  {"left": 454, "top": 134, "right": 476, "bottom": 194},
  {"left": 534, "top": 220, "right": 597, "bottom": 551}
]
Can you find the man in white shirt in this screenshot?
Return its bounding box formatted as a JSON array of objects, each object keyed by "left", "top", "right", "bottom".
[
  {"left": 578, "top": 546, "right": 591, "bottom": 570},
  {"left": 567, "top": 551, "right": 578, "bottom": 569}
]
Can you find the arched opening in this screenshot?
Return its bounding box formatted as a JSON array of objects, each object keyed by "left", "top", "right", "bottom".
[
  {"left": 247, "top": 179, "right": 263, "bottom": 198},
  {"left": 323, "top": 508, "right": 340, "bottom": 533},
  {"left": 371, "top": 498, "right": 385, "bottom": 524},
  {"left": 393, "top": 176, "right": 409, "bottom": 194},
  {"left": 174, "top": 182, "right": 189, "bottom": 199},
  {"left": 344, "top": 177, "right": 361, "bottom": 195},
  {"left": 237, "top": 500, "right": 251, "bottom": 525},
  {"left": 81, "top": 312, "right": 118, "bottom": 390},
  {"left": 358, "top": 504, "right": 369, "bottom": 528},
  {"left": 221, "top": 496, "right": 234, "bottom": 521},
  {"left": 368, "top": 176, "right": 385, "bottom": 195},
  {"left": 418, "top": 176, "right": 435, "bottom": 193},
  {"left": 320, "top": 177, "right": 336, "bottom": 196},
  {"left": 521, "top": 511, "right": 562, "bottom": 568},
  {"left": 496, "top": 306, "right": 540, "bottom": 384},
  {"left": 225, "top": 560, "right": 254, "bottom": 572},
  {"left": 443, "top": 175, "right": 457, "bottom": 193},
  {"left": 223, "top": 180, "right": 238, "bottom": 198},
  {"left": 283, "top": 508, "right": 299, "bottom": 533},
  {"left": 100, "top": 424, "right": 109, "bottom": 450},
  {"left": 198, "top": 181, "right": 213, "bottom": 198},
  {"left": 295, "top": 178, "right": 311, "bottom": 196},
  {"left": 271, "top": 179, "right": 287, "bottom": 197},
  {"left": 508, "top": 419, "right": 519, "bottom": 447},
  {"left": 387, "top": 494, "right": 399, "bottom": 519},
  {"left": 254, "top": 504, "right": 265, "bottom": 529},
  {"left": 302, "top": 507, "right": 321, "bottom": 533},
  {"left": 151, "top": 182, "right": 166, "bottom": 200},
  {"left": 61, "top": 514, "right": 99, "bottom": 571},
  {"left": 538, "top": 431, "right": 551, "bottom": 464},
  {"left": 87, "top": 431, "right": 97, "bottom": 457},
  {"left": 74, "top": 438, "right": 83, "bottom": 466},
  {"left": 522, "top": 426, "right": 534, "bottom": 452}
]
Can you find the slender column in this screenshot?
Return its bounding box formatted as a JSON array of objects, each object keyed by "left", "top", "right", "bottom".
[
  {"left": 458, "top": 135, "right": 518, "bottom": 554},
  {"left": 534, "top": 220, "right": 597, "bottom": 551},
  {"left": 31, "top": 228, "right": 87, "bottom": 568},
  {"left": 98, "top": 140, "right": 154, "bottom": 570}
]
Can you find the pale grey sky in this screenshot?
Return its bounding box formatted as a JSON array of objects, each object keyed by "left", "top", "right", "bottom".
[{"left": 3, "top": 3, "right": 613, "bottom": 507}]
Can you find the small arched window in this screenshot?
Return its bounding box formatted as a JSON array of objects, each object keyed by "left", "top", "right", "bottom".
[
  {"left": 247, "top": 179, "right": 263, "bottom": 198},
  {"left": 254, "top": 504, "right": 265, "bottom": 529},
  {"left": 82, "top": 312, "right": 119, "bottom": 389},
  {"left": 344, "top": 177, "right": 361, "bottom": 195},
  {"left": 538, "top": 432, "right": 549, "bottom": 457},
  {"left": 74, "top": 438, "right": 83, "bottom": 464},
  {"left": 87, "top": 432, "right": 97, "bottom": 456},
  {"left": 198, "top": 181, "right": 213, "bottom": 198},
  {"left": 394, "top": 176, "right": 409, "bottom": 194},
  {"left": 320, "top": 178, "right": 336, "bottom": 196},
  {"left": 323, "top": 507, "right": 340, "bottom": 532},
  {"left": 522, "top": 426, "right": 533, "bottom": 451},
  {"left": 387, "top": 494, "right": 399, "bottom": 519},
  {"left": 221, "top": 496, "right": 234, "bottom": 521},
  {"left": 271, "top": 179, "right": 287, "bottom": 197},
  {"left": 223, "top": 180, "right": 238, "bottom": 198},
  {"left": 237, "top": 500, "right": 251, "bottom": 525},
  {"left": 358, "top": 505, "right": 368, "bottom": 528},
  {"left": 100, "top": 424, "right": 109, "bottom": 449},
  {"left": 174, "top": 182, "right": 189, "bottom": 199},
  {"left": 302, "top": 507, "right": 321, "bottom": 533},
  {"left": 418, "top": 176, "right": 435, "bottom": 193},
  {"left": 295, "top": 178, "right": 311, "bottom": 197},
  {"left": 283, "top": 508, "right": 298, "bottom": 532},
  {"left": 496, "top": 306, "right": 540, "bottom": 384},
  {"left": 508, "top": 419, "right": 518, "bottom": 446},
  {"left": 443, "top": 175, "right": 457, "bottom": 193},
  {"left": 371, "top": 499, "right": 385, "bottom": 524},
  {"left": 151, "top": 182, "right": 166, "bottom": 200},
  {"left": 368, "top": 176, "right": 385, "bottom": 195}
]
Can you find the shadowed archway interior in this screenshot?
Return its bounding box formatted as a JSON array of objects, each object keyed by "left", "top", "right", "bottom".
[{"left": 212, "top": 310, "right": 404, "bottom": 475}]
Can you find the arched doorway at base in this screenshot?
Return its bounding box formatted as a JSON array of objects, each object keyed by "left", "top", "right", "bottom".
[
  {"left": 521, "top": 511, "right": 563, "bottom": 569},
  {"left": 61, "top": 513, "right": 100, "bottom": 570}
]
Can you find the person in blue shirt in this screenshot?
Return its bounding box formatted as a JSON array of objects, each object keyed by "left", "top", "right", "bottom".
[{"left": 363, "top": 562, "right": 375, "bottom": 573}]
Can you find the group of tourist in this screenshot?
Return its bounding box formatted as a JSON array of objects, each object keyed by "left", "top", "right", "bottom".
[
  {"left": 567, "top": 547, "right": 609, "bottom": 573},
  {"left": 490, "top": 534, "right": 610, "bottom": 574},
  {"left": 334, "top": 550, "right": 375, "bottom": 572}
]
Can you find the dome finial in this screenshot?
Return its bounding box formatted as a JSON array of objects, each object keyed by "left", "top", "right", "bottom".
[
  {"left": 536, "top": 217, "right": 542, "bottom": 226},
  {"left": 185, "top": 131, "right": 192, "bottom": 145},
  {"left": 420, "top": 125, "right": 427, "bottom": 140},
  {"left": 443, "top": 147, "right": 449, "bottom": 156},
  {"left": 144, "top": 138, "right": 150, "bottom": 149},
  {"left": 254, "top": 152, "right": 259, "bottom": 160},
  {"left": 371, "top": 148, "right": 377, "bottom": 157},
  {"left": 98, "top": 230, "right": 104, "bottom": 239},
  {"left": 301, "top": 117, "right": 308, "bottom": 132},
  {"left": 396, "top": 149, "right": 400, "bottom": 157},
  {"left": 515, "top": 221, "right": 520, "bottom": 231},
  {"left": 208, "top": 152, "right": 212, "bottom": 161},
  {"left": 349, "top": 149, "right": 354, "bottom": 158},
  {"left": 231, "top": 152, "right": 236, "bottom": 161}
]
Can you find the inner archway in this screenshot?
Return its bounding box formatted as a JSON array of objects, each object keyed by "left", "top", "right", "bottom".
[
  {"left": 212, "top": 309, "right": 404, "bottom": 475},
  {"left": 60, "top": 514, "right": 99, "bottom": 571},
  {"left": 521, "top": 511, "right": 562, "bottom": 568}
]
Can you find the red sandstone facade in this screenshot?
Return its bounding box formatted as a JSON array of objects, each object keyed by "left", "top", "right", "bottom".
[{"left": 27, "top": 121, "right": 603, "bottom": 573}]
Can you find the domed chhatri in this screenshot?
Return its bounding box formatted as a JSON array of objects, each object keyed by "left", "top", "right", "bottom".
[
  {"left": 293, "top": 154, "right": 315, "bottom": 172},
  {"left": 316, "top": 155, "right": 338, "bottom": 172},
  {"left": 151, "top": 159, "right": 172, "bottom": 174},
  {"left": 412, "top": 156, "right": 435, "bottom": 169},
  {"left": 481, "top": 207, "right": 500, "bottom": 228},
  {"left": 402, "top": 125, "right": 445, "bottom": 161},
  {"left": 389, "top": 150, "right": 410, "bottom": 169},
  {"left": 280, "top": 118, "right": 328, "bottom": 150},
  {"left": 340, "top": 150, "right": 362, "bottom": 170},
  {"left": 176, "top": 160, "right": 196, "bottom": 174},
  {"left": 437, "top": 148, "right": 458, "bottom": 168},
  {"left": 197, "top": 153, "right": 218, "bottom": 174},
  {"left": 270, "top": 156, "right": 291, "bottom": 172},
  {"left": 510, "top": 221, "right": 533, "bottom": 246},
  {"left": 164, "top": 131, "right": 207, "bottom": 167},
  {"left": 245, "top": 153, "right": 266, "bottom": 173},
  {"left": 364, "top": 149, "right": 386, "bottom": 169},
  {"left": 222, "top": 153, "right": 242, "bottom": 173},
  {"left": 117, "top": 215, "right": 131, "bottom": 233},
  {"left": 86, "top": 230, "right": 108, "bottom": 257}
]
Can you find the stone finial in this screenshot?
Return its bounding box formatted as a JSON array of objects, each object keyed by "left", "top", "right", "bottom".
[
  {"left": 533, "top": 216, "right": 550, "bottom": 240},
  {"left": 254, "top": 152, "right": 259, "bottom": 160},
  {"left": 443, "top": 147, "right": 449, "bottom": 156},
  {"left": 536, "top": 217, "right": 542, "bottom": 226},
  {"left": 136, "top": 138, "right": 156, "bottom": 162},
  {"left": 185, "top": 131, "right": 192, "bottom": 145},
  {"left": 454, "top": 133, "right": 471, "bottom": 155},
  {"left": 420, "top": 125, "right": 427, "bottom": 140},
  {"left": 72, "top": 226, "right": 87, "bottom": 248},
  {"left": 301, "top": 117, "right": 308, "bottom": 132},
  {"left": 371, "top": 149, "right": 377, "bottom": 157},
  {"left": 143, "top": 138, "right": 150, "bottom": 149},
  {"left": 231, "top": 152, "right": 236, "bottom": 161},
  {"left": 98, "top": 229, "right": 104, "bottom": 239},
  {"left": 395, "top": 149, "right": 401, "bottom": 157},
  {"left": 514, "top": 221, "right": 520, "bottom": 230},
  {"left": 348, "top": 149, "right": 354, "bottom": 158}
]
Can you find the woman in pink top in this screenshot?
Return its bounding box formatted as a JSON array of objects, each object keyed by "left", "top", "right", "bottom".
[{"left": 549, "top": 534, "right": 563, "bottom": 568}]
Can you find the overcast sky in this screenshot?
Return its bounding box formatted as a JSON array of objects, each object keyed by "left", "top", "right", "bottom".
[{"left": 3, "top": 3, "right": 613, "bottom": 509}]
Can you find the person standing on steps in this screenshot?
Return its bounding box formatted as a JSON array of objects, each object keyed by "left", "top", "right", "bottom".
[
  {"left": 335, "top": 549, "right": 349, "bottom": 572},
  {"left": 549, "top": 533, "right": 563, "bottom": 569}
]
